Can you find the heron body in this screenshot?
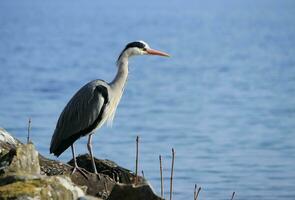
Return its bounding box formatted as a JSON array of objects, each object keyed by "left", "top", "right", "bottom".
[
  {"left": 50, "top": 80, "right": 110, "bottom": 156},
  {"left": 50, "top": 41, "right": 169, "bottom": 174}
]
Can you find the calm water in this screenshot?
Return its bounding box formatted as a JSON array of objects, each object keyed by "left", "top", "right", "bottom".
[{"left": 1, "top": 1, "right": 295, "bottom": 199}]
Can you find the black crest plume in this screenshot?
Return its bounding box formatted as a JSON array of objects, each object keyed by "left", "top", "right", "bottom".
[{"left": 117, "top": 41, "right": 146, "bottom": 63}]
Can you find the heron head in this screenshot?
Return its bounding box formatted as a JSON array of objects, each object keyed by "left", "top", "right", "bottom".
[{"left": 117, "top": 41, "right": 169, "bottom": 63}]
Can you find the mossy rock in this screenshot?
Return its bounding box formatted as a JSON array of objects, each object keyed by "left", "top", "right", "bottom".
[
  {"left": 0, "top": 143, "right": 40, "bottom": 177},
  {"left": 6, "top": 144, "right": 40, "bottom": 175},
  {"left": 0, "top": 179, "right": 45, "bottom": 199},
  {"left": 0, "top": 176, "right": 84, "bottom": 200}
]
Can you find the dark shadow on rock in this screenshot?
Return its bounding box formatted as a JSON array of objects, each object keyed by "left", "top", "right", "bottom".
[
  {"left": 107, "top": 183, "right": 163, "bottom": 200},
  {"left": 68, "top": 154, "right": 144, "bottom": 184}
]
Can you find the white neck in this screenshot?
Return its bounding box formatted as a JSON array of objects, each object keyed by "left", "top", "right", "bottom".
[{"left": 110, "top": 51, "right": 129, "bottom": 91}]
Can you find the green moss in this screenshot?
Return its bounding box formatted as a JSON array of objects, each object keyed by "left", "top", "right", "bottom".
[{"left": 0, "top": 179, "right": 47, "bottom": 199}]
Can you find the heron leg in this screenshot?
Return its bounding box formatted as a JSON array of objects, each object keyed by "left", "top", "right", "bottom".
[
  {"left": 87, "top": 133, "right": 98, "bottom": 174},
  {"left": 71, "top": 144, "right": 88, "bottom": 178}
]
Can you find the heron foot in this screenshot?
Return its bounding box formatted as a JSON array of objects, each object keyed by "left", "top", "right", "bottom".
[{"left": 71, "top": 166, "right": 88, "bottom": 179}]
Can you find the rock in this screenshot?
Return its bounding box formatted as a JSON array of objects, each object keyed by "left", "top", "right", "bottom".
[
  {"left": 40, "top": 154, "right": 147, "bottom": 198},
  {"left": 0, "top": 128, "right": 163, "bottom": 200},
  {"left": 0, "top": 128, "right": 20, "bottom": 146},
  {"left": 0, "top": 128, "right": 86, "bottom": 200},
  {"left": 107, "top": 183, "right": 164, "bottom": 200},
  {"left": 0, "top": 175, "right": 85, "bottom": 200},
  {"left": 39, "top": 154, "right": 117, "bottom": 198},
  {"left": 78, "top": 195, "right": 103, "bottom": 200},
  {"left": 68, "top": 154, "right": 145, "bottom": 184},
  {"left": 0, "top": 143, "right": 41, "bottom": 188},
  {"left": 3, "top": 144, "right": 40, "bottom": 175},
  {"left": 52, "top": 176, "right": 85, "bottom": 199},
  {"left": 0, "top": 128, "right": 21, "bottom": 155}
]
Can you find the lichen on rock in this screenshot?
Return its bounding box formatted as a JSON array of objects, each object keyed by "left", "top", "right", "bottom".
[
  {"left": 4, "top": 144, "right": 40, "bottom": 175},
  {"left": 0, "top": 176, "right": 85, "bottom": 200}
]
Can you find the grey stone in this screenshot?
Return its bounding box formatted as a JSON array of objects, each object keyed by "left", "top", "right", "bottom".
[{"left": 4, "top": 144, "right": 40, "bottom": 175}]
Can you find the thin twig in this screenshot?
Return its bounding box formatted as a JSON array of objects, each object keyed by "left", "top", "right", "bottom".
[
  {"left": 195, "top": 187, "right": 201, "bottom": 200},
  {"left": 194, "top": 184, "right": 197, "bottom": 200},
  {"left": 230, "top": 192, "right": 235, "bottom": 200},
  {"left": 159, "top": 155, "right": 164, "bottom": 198},
  {"left": 170, "top": 148, "right": 175, "bottom": 200},
  {"left": 135, "top": 136, "right": 139, "bottom": 185},
  {"left": 27, "top": 118, "right": 31, "bottom": 144}
]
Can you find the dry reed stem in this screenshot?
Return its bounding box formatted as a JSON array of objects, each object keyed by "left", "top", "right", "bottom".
[
  {"left": 170, "top": 148, "right": 175, "bottom": 200},
  {"left": 27, "top": 117, "right": 31, "bottom": 144},
  {"left": 135, "top": 136, "right": 139, "bottom": 185},
  {"left": 194, "top": 184, "right": 197, "bottom": 200},
  {"left": 159, "top": 155, "right": 164, "bottom": 198},
  {"left": 195, "top": 187, "right": 201, "bottom": 200},
  {"left": 230, "top": 192, "right": 235, "bottom": 200}
]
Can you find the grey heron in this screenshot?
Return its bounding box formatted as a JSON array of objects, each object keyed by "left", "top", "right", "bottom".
[{"left": 50, "top": 41, "right": 169, "bottom": 175}]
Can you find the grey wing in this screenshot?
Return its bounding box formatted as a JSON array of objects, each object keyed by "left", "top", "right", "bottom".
[{"left": 50, "top": 81, "right": 109, "bottom": 156}]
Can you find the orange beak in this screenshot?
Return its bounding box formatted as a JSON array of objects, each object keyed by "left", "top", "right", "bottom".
[{"left": 146, "top": 48, "right": 170, "bottom": 57}]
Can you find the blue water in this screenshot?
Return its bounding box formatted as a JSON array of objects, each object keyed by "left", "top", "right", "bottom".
[{"left": 1, "top": 0, "right": 295, "bottom": 199}]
